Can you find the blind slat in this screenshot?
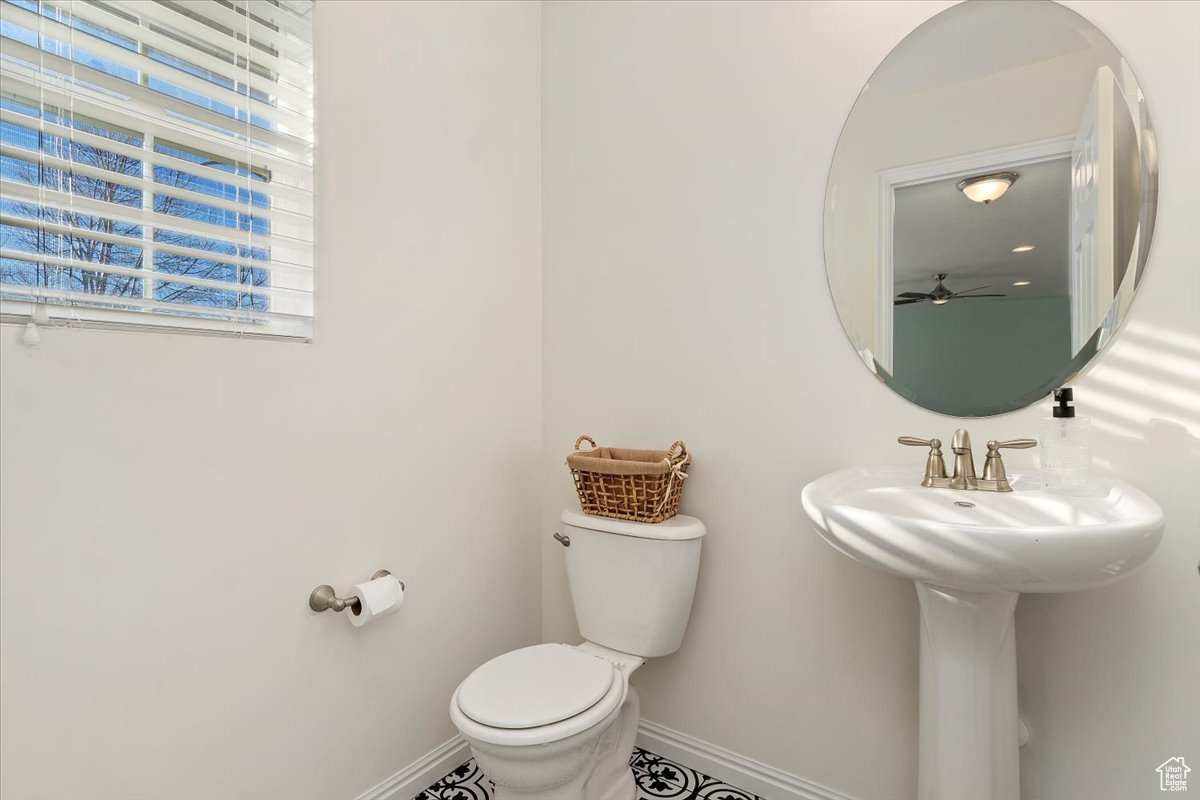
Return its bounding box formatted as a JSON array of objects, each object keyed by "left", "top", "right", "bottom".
[
  {"left": 1, "top": 64, "right": 314, "bottom": 175},
  {"left": 1, "top": 212, "right": 312, "bottom": 276},
  {"left": 0, "top": 286, "right": 314, "bottom": 329},
  {"left": 0, "top": 106, "right": 315, "bottom": 211},
  {"left": 1, "top": 247, "right": 312, "bottom": 300},
  {"left": 169, "top": 0, "right": 314, "bottom": 61},
  {"left": 0, "top": 179, "right": 314, "bottom": 261},
  {"left": 1, "top": 36, "right": 312, "bottom": 157},
  {"left": 0, "top": 142, "right": 313, "bottom": 230},
  {"left": 1, "top": 2, "right": 313, "bottom": 130},
  {"left": 242, "top": 0, "right": 314, "bottom": 44},
  {"left": 38, "top": 0, "right": 314, "bottom": 110},
  {"left": 109, "top": 0, "right": 314, "bottom": 84}
]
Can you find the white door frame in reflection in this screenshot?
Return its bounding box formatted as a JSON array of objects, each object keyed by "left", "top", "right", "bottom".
[{"left": 875, "top": 134, "right": 1074, "bottom": 374}]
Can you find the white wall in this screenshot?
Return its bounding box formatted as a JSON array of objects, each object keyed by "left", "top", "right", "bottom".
[
  {"left": 541, "top": 3, "right": 1198, "bottom": 800},
  {"left": 0, "top": 2, "right": 542, "bottom": 799}
]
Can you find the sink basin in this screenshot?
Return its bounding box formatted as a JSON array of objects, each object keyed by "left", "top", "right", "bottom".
[
  {"left": 801, "top": 466, "right": 1164, "bottom": 593},
  {"left": 801, "top": 465, "right": 1163, "bottom": 800}
]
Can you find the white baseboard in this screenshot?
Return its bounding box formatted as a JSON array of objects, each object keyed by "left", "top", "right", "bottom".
[
  {"left": 355, "top": 734, "right": 469, "bottom": 800},
  {"left": 357, "top": 720, "right": 855, "bottom": 800},
  {"left": 636, "top": 719, "right": 854, "bottom": 800}
]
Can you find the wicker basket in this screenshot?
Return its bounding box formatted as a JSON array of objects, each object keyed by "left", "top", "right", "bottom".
[{"left": 566, "top": 435, "right": 691, "bottom": 523}]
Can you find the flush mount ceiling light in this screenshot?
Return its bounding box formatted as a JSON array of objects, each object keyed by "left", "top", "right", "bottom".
[
  {"left": 957, "top": 172, "right": 1019, "bottom": 204},
  {"left": 1012, "top": 280, "right": 1032, "bottom": 286},
  {"left": 1011, "top": 245, "right": 1036, "bottom": 253}
]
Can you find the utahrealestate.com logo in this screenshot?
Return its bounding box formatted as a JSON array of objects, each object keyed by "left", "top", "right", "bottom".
[{"left": 1157, "top": 757, "right": 1190, "bottom": 792}]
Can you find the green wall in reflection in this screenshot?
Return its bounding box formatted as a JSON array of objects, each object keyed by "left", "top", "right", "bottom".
[{"left": 893, "top": 297, "right": 1070, "bottom": 417}]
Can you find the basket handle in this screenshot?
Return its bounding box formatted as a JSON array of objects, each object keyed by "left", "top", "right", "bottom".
[
  {"left": 574, "top": 435, "right": 597, "bottom": 452},
  {"left": 666, "top": 440, "right": 688, "bottom": 464}
]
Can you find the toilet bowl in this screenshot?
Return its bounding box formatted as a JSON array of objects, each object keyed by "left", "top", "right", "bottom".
[
  {"left": 449, "top": 642, "right": 644, "bottom": 800},
  {"left": 450, "top": 511, "right": 706, "bottom": 800}
]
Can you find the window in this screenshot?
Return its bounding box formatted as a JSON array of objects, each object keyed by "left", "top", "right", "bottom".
[{"left": 0, "top": 0, "right": 314, "bottom": 340}]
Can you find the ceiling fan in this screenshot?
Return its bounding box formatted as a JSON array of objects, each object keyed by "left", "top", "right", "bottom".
[{"left": 894, "top": 273, "right": 1007, "bottom": 306}]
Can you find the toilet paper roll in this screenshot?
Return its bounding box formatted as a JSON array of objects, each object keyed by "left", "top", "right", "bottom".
[{"left": 347, "top": 574, "right": 404, "bottom": 627}]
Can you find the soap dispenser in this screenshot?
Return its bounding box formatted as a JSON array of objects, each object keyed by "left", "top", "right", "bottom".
[{"left": 1040, "top": 388, "right": 1092, "bottom": 494}]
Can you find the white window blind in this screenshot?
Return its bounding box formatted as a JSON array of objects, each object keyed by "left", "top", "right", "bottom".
[{"left": 0, "top": 0, "right": 314, "bottom": 340}]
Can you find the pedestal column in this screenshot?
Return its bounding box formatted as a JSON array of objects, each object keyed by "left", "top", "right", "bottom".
[{"left": 916, "top": 583, "right": 1020, "bottom": 800}]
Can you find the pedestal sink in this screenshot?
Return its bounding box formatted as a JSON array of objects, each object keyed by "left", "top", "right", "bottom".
[{"left": 801, "top": 466, "right": 1163, "bottom": 800}]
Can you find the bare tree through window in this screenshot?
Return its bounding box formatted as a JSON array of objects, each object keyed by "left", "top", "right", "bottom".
[{"left": 2, "top": 113, "right": 270, "bottom": 313}]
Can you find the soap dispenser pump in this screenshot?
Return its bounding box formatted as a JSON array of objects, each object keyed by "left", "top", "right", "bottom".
[{"left": 1039, "top": 387, "right": 1092, "bottom": 494}]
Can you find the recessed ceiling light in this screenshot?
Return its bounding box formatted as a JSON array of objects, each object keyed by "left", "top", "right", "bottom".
[
  {"left": 957, "top": 172, "right": 1019, "bottom": 204},
  {"left": 1012, "top": 281, "right": 1031, "bottom": 286},
  {"left": 1012, "top": 245, "right": 1036, "bottom": 253}
]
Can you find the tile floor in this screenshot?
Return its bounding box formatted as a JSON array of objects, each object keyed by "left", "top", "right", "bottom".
[{"left": 415, "top": 746, "right": 762, "bottom": 799}]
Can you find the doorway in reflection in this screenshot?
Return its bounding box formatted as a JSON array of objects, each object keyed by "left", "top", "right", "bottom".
[{"left": 891, "top": 158, "right": 1071, "bottom": 416}]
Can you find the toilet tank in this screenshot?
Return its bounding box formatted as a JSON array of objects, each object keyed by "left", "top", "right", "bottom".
[{"left": 560, "top": 509, "right": 706, "bottom": 658}]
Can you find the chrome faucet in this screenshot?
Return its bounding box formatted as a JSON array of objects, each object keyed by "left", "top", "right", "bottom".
[{"left": 899, "top": 429, "right": 1036, "bottom": 492}]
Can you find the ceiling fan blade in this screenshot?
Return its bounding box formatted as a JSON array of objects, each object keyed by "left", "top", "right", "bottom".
[
  {"left": 950, "top": 285, "right": 991, "bottom": 296},
  {"left": 954, "top": 293, "right": 1007, "bottom": 298},
  {"left": 897, "top": 291, "right": 934, "bottom": 299},
  {"left": 894, "top": 298, "right": 927, "bottom": 305}
]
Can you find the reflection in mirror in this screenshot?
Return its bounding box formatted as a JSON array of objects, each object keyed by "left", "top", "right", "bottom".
[{"left": 824, "top": 0, "right": 1157, "bottom": 417}]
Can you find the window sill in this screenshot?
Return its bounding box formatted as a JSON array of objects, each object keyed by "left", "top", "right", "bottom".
[{"left": 0, "top": 300, "right": 312, "bottom": 343}]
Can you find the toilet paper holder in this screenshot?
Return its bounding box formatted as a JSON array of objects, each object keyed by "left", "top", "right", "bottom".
[{"left": 308, "top": 570, "right": 405, "bottom": 614}]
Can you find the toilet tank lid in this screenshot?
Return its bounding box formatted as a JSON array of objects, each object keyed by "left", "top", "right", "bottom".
[{"left": 561, "top": 510, "right": 706, "bottom": 540}]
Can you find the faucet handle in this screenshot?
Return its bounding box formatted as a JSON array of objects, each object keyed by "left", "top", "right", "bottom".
[
  {"left": 979, "top": 438, "right": 1038, "bottom": 491},
  {"left": 898, "top": 436, "right": 947, "bottom": 487},
  {"left": 990, "top": 439, "right": 1037, "bottom": 450}
]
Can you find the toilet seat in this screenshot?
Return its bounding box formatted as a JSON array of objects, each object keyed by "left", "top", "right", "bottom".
[
  {"left": 450, "top": 644, "right": 627, "bottom": 747},
  {"left": 458, "top": 644, "right": 616, "bottom": 729}
]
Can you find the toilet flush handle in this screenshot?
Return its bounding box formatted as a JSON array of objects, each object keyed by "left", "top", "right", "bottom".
[{"left": 553, "top": 532, "right": 571, "bottom": 547}]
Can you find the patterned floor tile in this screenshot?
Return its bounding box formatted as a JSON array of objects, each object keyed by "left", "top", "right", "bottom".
[
  {"left": 630, "top": 749, "right": 760, "bottom": 800},
  {"left": 414, "top": 759, "right": 492, "bottom": 800},
  {"left": 414, "top": 747, "right": 762, "bottom": 800},
  {"left": 692, "top": 782, "right": 760, "bottom": 800}
]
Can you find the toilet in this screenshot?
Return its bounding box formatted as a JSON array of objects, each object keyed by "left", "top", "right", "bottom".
[{"left": 449, "top": 509, "right": 706, "bottom": 800}]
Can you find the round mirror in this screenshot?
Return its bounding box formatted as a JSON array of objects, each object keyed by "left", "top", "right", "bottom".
[{"left": 824, "top": 0, "right": 1157, "bottom": 416}]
